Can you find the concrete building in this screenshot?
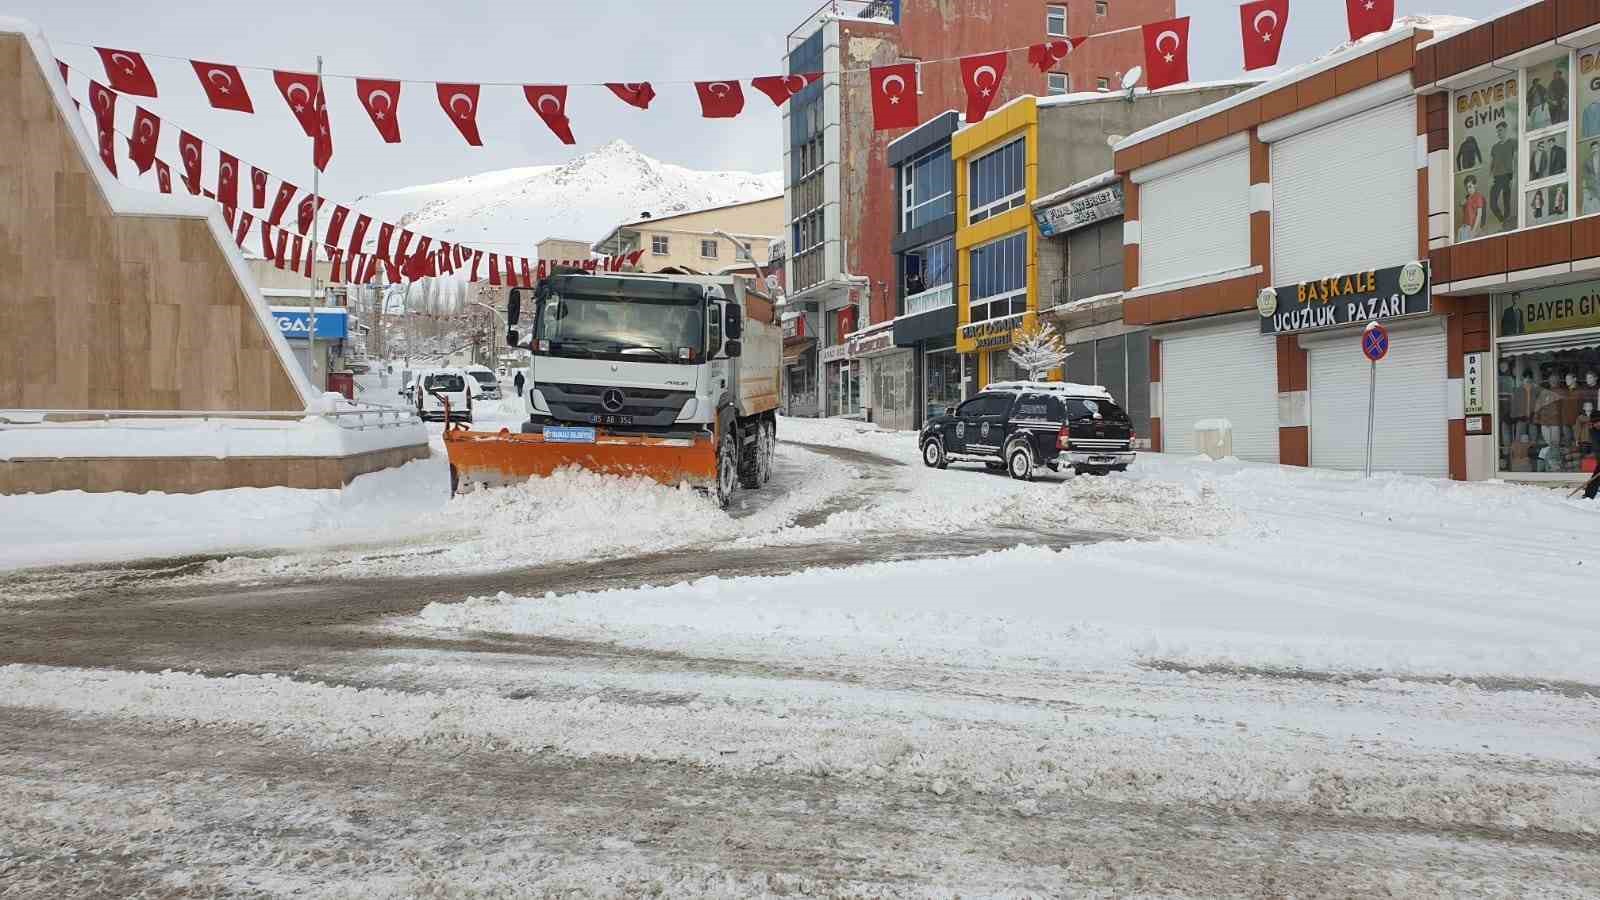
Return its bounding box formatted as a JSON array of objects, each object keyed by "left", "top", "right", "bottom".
[
  {"left": 535, "top": 237, "right": 596, "bottom": 267},
  {"left": 590, "top": 196, "right": 783, "bottom": 275},
  {"left": 784, "top": 0, "right": 1172, "bottom": 417},
  {"left": 1113, "top": 22, "right": 1476, "bottom": 478}
]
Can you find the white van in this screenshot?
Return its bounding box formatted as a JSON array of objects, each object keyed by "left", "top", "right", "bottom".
[
  {"left": 462, "top": 364, "right": 502, "bottom": 400},
  {"left": 414, "top": 368, "right": 474, "bottom": 423}
]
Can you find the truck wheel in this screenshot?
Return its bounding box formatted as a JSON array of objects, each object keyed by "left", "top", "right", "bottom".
[
  {"left": 716, "top": 431, "right": 738, "bottom": 509},
  {"left": 738, "top": 421, "right": 763, "bottom": 490},
  {"left": 757, "top": 419, "right": 775, "bottom": 485}
]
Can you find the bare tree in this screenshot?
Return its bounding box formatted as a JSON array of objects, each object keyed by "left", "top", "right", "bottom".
[{"left": 1008, "top": 321, "right": 1071, "bottom": 382}]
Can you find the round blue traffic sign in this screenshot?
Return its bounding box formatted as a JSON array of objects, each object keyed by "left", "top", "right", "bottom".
[{"left": 1362, "top": 322, "right": 1389, "bottom": 362}]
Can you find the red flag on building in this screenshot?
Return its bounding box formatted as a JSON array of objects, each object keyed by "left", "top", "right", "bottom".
[
  {"left": 436, "top": 83, "right": 484, "bottom": 146},
  {"left": 95, "top": 47, "right": 158, "bottom": 97},
  {"left": 273, "top": 70, "right": 333, "bottom": 170},
  {"left": 524, "top": 85, "right": 575, "bottom": 144},
  {"left": 250, "top": 166, "right": 267, "bottom": 208},
  {"left": 1142, "top": 17, "right": 1192, "bottom": 91},
  {"left": 235, "top": 211, "right": 253, "bottom": 248},
  {"left": 605, "top": 82, "right": 656, "bottom": 110},
  {"left": 356, "top": 78, "right": 402, "bottom": 143},
  {"left": 695, "top": 81, "right": 745, "bottom": 118},
  {"left": 178, "top": 131, "right": 203, "bottom": 194},
  {"left": 1346, "top": 0, "right": 1394, "bottom": 41},
  {"left": 217, "top": 151, "right": 239, "bottom": 207},
  {"left": 191, "top": 60, "right": 253, "bottom": 112},
  {"left": 348, "top": 214, "right": 372, "bottom": 257},
  {"left": 869, "top": 63, "right": 919, "bottom": 130},
  {"left": 129, "top": 106, "right": 160, "bottom": 174},
  {"left": 959, "top": 52, "right": 1008, "bottom": 124},
  {"left": 268, "top": 181, "right": 296, "bottom": 226},
  {"left": 750, "top": 73, "right": 821, "bottom": 107},
  {"left": 155, "top": 158, "right": 171, "bottom": 193},
  {"left": 88, "top": 80, "right": 115, "bottom": 130},
  {"left": 1240, "top": 0, "right": 1289, "bottom": 71},
  {"left": 1026, "top": 38, "right": 1085, "bottom": 74},
  {"left": 377, "top": 222, "right": 395, "bottom": 260}
]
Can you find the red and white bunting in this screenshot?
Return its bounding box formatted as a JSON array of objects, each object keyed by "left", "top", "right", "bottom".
[
  {"left": 95, "top": 47, "right": 157, "bottom": 97},
  {"left": 959, "top": 52, "right": 1008, "bottom": 124},
  {"left": 695, "top": 81, "right": 744, "bottom": 118},
  {"left": 750, "top": 73, "right": 821, "bottom": 107},
  {"left": 357, "top": 78, "right": 402, "bottom": 143},
  {"left": 524, "top": 85, "right": 575, "bottom": 145},
  {"left": 191, "top": 60, "right": 253, "bottom": 112},
  {"left": 1142, "top": 17, "right": 1192, "bottom": 91},
  {"left": 1241, "top": 0, "right": 1289, "bottom": 71},
  {"left": 436, "top": 83, "right": 483, "bottom": 146}
]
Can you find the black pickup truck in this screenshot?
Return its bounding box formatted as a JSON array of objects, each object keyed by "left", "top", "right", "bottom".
[{"left": 919, "top": 381, "right": 1136, "bottom": 480}]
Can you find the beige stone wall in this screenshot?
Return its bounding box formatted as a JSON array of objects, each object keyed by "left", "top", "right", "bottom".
[
  {"left": 0, "top": 444, "right": 431, "bottom": 495},
  {"left": 0, "top": 33, "right": 304, "bottom": 413}
]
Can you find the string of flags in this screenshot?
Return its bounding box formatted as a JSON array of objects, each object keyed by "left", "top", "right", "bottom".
[
  {"left": 77, "top": 76, "right": 644, "bottom": 286},
  {"left": 70, "top": 0, "right": 1398, "bottom": 168}
]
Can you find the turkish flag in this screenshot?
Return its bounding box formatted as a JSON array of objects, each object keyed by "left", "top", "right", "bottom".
[
  {"left": 524, "top": 85, "right": 575, "bottom": 145},
  {"left": 356, "top": 78, "right": 402, "bottom": 143},
  {"left": 95, "top": 47, "right": 157, "bottom": 97},
  {"left": 437, "top": 83, "right": 484, "bottom": 146},
  {"left": 414, "top": 236, "right": 432, "bottom": 263},
  {"left": 695, "top": 81, "right": 745, "bottom": 118},
  {"left": 178, "top": 131, "right": 203, "bottom": 195},
  {"left": 626, "top": 249, "right": 645, "bottom": 269},
  {"left": 348, "top": 214, "right": 372, "bottom": 256},
  {"left": 960, "top": 52, "right": 1008, "bottom": 124},
  {"left": 377, "top": 223, "right": 395, "bottom": 260},
  {"left": 273, "top": 230, "right": 289, "bottom": 269},
  {"left": 396, "top": 229, "right": 414, "bottom": 261},
  {"left": 296, "top": 195, "right": 322, "bottom": 236},
  {"left": 235, "top": 211, "right": 253, "bottom": 248},
  {"left": 259, "top": 222, "right": 273, "bottom": 260},
  {"left": 606, "top": 82, "right": 656, "bottom": 110},
  {"left": 87, "top": 80, "right": 115, "bottom": 131},
  {"left": 273, "top": 70, "right": 333, "bottom": 170},
  {"left": 56, "top": 58, "right": 68, "bottom": 85},
  {"left": 363, "top": 255, "right": 381, "bottom": 284},
  {"left": 326, "top": 206, "right": 350, "bottom": 245},
  {"left": 268, "top": 181, "right": 296, "bottom": 226},
  {"left": 129, "top": 106, "right": 160, "bottom": 174},
  {"left": 750, "top": 73, "right": 821, "bottom": 107},
  {"left": 328, "top": 248, "right": 344, "bottom": 283},
  {"left": 869, "top": 63, "right": 919, "bottom": 130},
  {"left": 1240, "top": 0, "right": 1289, "bottom": 71},
  {"left": 1346, "top": 0, "right": 1394, "bottom": 41},
  {"left": 290, "top": 235, "right": 304, "bottom": 272},
  {"left": 217, "top": 151, "right": 239, "bottom": 208},
  {"left": 489, "top": 254, "right": 502, "bottom": 286},
  {"left": 221, "top": 205, "right": 236, "bottom": 230},
  {"left": 470, "top": 250, "right": 484, "bottom": 282},
  {"left": 521, "top": 258, "right": 532, "bottom": 286},
  {"left": 1142, "top": 17, "right": 1192, "bottom": 91},
  {"left": 1027, "top": 38, "right": 1085, "bottom": 74},
  {"left": 250, "top": 167, "right": 267, "bottom": 208},
  {"left": 155, "top": 158, "right": 171, "bottom": 193},
  {"left": 383, "top": 258, "right": 399, "bottom": 283},
  {"left": 96, "top": 125, "right": 117, "bottom": 176},
  {"left": 191, "top": 60, "right": 253, "bottom": 113}
]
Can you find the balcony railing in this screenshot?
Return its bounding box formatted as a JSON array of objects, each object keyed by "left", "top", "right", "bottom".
[{"left": 904, "top": 283, "right": 954, "bottom": 317}]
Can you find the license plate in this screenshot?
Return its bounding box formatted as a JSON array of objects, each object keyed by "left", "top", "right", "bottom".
[
  {"left": 589, "top": 414, "right": 635, "bottom": 426},
  {"left": 1091, "top": 455, "right": 1115, "bottom": 464},
  {"left": 545, "top": 426, "right": 596, "bottom": 444}
]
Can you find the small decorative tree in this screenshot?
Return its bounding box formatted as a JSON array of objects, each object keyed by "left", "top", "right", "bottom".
[{"left": 1008, "top": 321, "right": 1071, "bottom": 381}]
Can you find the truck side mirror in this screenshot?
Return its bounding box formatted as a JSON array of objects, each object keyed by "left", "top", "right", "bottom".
[
  {"left": 507, "top": 289, "right": 523, "bottom": 325},
  {"left": 725, "top": 303, "right": 743, "bottom": 340},
  {"left": 506, "top": 328, "right": 519, "bottom": 347},
  {"left": 725, "top": 339, "right": 742, "bottom": 358}
]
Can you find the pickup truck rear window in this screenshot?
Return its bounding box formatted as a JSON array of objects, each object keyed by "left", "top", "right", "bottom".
[{"left": 1066, "top": 398, "right": 1129, "bottom": 422}]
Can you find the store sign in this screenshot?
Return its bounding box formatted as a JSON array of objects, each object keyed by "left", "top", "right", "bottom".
[
  {"left": 1034, "top": 184, "right": 1124, "bottom": 237},
  {"left": 782, "top": 314, "right": 808, "bottom": 341},
  {"left": 1498, "top": 281, "right": 1600, "bottom": 336},
  {"left": 819, "top": 342, "right": 851, "bottom": 364},
  {"left": 1463, "top": 351, "right": 1489, "bottom": 415},
  {"left": 960, "top": 317, "right": 1022, "bottom": 350},
  {"left": 1259, "top": 261, "right": 1431, "bottom": 335},
  {"left": 271, "top": 307, "right": 348, "bottom": 341},
  {"left": 1451, "top": 75, "right": 1519, "bottom": 241},
  {"left": 849, "top": 329, "right": 896, "bottom": 357}
]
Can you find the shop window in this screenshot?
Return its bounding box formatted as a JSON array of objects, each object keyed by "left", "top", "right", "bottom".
[
  {"left": 925, "top": 347, "right": 962, "bottom": 421},
  {"left": 989, "top": 349, "right": 1025, "bottom": 384},
  {"left": 1047, "top": 73, "right": 1069, "bottom": 96},
  {"left": 969, "top": 231, "right": 1028, "bottom": 322},
  {"left": 1497, "top": 286, "right": 1600, "bottom": 476},
  {"left": 968, "top": 138, "right": 1027, "bottom": 224},
  {"left": 651, "top": 235, "right": 670, "bottom": 255},
  {"left": 902, "top": 145, "right": 954, "bottom": 231},
  {"left": 1046, "top": 5, "right": 1067, "bottom": 36}
]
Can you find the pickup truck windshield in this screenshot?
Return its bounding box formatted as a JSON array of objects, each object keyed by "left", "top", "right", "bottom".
[{"left": 534, "top": 292, "right": 704, "bottom": 364}]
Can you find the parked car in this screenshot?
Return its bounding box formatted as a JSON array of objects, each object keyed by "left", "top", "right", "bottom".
[
  {"left": 919, "top": 381, "right": 1136, "bottom": 480},
  {"left": 413, "top": 368, "right": 474, "bottom": 423},
  {"left": 462, "top": 364, "right": 502, "bottom": 400}
]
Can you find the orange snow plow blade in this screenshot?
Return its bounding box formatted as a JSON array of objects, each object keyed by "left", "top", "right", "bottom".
[{"left": 443, "top": 426, "right": 717, "bottom": 492}]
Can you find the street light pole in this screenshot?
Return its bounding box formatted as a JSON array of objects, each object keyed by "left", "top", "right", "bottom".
[{"left": 712, "top": 229, "right": 768, "bottom": 286}]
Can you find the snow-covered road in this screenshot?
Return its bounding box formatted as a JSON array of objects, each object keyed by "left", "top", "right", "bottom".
[{"left": 2, "top": 416, "right": 1598, "bottom": 896}]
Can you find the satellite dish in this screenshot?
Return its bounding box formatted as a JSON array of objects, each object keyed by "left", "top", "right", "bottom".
[
  {"left": 1121, "top": 67, "right": 1142, "bottom": 91},
  {"left": 764, "top": 274, "right": 780, "bottom": 293}
]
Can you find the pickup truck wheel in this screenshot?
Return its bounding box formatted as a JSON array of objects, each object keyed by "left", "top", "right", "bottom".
[
  {"left": 1007, "top": 443, "right": 1035, "bottom": 481},
  {"left": 716, "top": 432, "right": 738, "bottom": 509},
  {"left": 921, "top": 438, "right": 948, "bottom": 469}
]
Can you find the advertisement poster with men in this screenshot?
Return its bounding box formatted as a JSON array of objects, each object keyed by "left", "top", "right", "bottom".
[
  {"left": 1580, "top": 47, "right": 1600, "bottom": 216},
  {"left": 1454, "top": 76, "right": 1519, "bottom": 241},
  {"left": 1523, "top": 55, "right": 1571, "bottom": 227}
]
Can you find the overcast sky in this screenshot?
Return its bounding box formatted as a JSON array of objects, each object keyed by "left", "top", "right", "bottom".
[{"left": 27, "top": 0, "right": 1518, "bottom": 199}]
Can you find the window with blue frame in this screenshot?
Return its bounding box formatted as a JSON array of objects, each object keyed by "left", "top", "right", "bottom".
[
  {"left": 968, "top": 138, "right": 1026, "bottom": 224},
  {"left": 901, "top": 146, "right": 953, "bottom": 231},
  {"left": 969, "top": 231, "right": 1028, "bottom": 321}
]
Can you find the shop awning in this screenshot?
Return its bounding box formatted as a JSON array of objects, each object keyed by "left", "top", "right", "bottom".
[{"left": 783, "top": 339, "right": 815, "bottom": 366}]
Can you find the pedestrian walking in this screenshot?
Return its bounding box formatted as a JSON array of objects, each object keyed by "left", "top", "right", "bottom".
[{"left": 514, "top": 370, "right": 526, "bottom": 397}]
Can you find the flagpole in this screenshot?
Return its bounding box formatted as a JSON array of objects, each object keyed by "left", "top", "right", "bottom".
[{"left": 308, "top": 54, "right": 322, "bottom": 393}]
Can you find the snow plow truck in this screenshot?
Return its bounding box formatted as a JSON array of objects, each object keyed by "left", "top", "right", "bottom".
[{"left": 442, "top": 271, "right": 782, "bottom": 507}]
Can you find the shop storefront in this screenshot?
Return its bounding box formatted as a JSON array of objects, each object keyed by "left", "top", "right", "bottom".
[
  {"left": 781, "top": 310, "right": 819, "bottom": 417},
  {"left": 922, "top": 337, "right": 961, "bottom": 421},
  {"left": 271, "top": 306, "right": 350, "bottom": 390},
  {"left": 1492, "top": 281, "right": 1600, "bottom": 477},
  {"left": 957, "top": 311, "right": 1032, "bottom": 390},
  {"left": 821, "top": 342, "right": 860, "bottom": 418},
  {"left": 851, "top": 324, "right": 916, "bottom": 430}
]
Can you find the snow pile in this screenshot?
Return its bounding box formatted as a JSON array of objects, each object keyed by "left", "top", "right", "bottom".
[{"left": 357, "top": 140, "right": 781, "bottom": 249}]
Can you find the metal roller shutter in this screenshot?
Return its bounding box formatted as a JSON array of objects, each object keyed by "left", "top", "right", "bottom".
[
  {"left": 1161, "top": 320, "right": 1279, "bottom": 462},
  {"left": 1308, "top": 328, "right": 1448, "bottom": 476},
  {"left": 1271, "top": 99, "right": 1419, "bottom": 286},
  {"left": 1139, "top": 150, "right": 1250, "bottom": 286}
]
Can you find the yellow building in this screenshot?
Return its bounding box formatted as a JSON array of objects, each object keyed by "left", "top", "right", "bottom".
[{"left": 952, "top": 97, "right": 1042, "bottom": 391}]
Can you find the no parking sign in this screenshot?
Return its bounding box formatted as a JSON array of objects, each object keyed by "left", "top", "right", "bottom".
[{"left": 1361, "top": 321, "right": 1388, "bottom": 476}]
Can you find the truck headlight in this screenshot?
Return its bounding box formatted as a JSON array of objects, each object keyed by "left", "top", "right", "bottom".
[
  {"left": 675, "top": 397, "right": 699, "bottom": 421},
  {"left": 530, "top": 390, "right": 550, "bottom": 413}
]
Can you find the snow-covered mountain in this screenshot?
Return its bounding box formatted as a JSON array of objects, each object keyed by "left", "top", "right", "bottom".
[{"left": 356, "top": 140, "right": 782, "bottom": 253}]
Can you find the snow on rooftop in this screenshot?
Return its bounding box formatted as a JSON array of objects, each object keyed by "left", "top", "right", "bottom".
[
  {"left": 984, "top": 380, "right": 1113, "bottom": 399},
  {"left": 1035, "top": 77, "right": 1265, "bottom": 109}
]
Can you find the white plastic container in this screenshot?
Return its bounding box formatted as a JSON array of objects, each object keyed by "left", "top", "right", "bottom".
[{"left": 1193, "top": 418, "right": 1233, "bottom": 460}]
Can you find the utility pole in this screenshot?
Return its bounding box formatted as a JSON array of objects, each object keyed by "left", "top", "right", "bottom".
[{"left": 306, "top": 54, "right": 324, "bottom": 393}]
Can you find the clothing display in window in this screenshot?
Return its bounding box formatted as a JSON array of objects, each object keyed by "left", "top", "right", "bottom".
[{"left": 1497, "top": 346, "right": 1600, "bottom": 473}]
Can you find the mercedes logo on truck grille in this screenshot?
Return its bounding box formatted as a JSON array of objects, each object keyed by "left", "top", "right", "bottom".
[{"left": 601, "top": 388, "right": 626, "bottom": 412}]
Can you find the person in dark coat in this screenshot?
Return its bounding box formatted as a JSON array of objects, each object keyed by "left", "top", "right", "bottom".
[{"left": 513, "top": 370, "right": 526, "bottom": 397}]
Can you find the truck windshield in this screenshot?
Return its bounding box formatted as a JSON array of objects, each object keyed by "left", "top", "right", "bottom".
[{"left": 534, "top": 292, "right": 703, "bottom": 364}]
